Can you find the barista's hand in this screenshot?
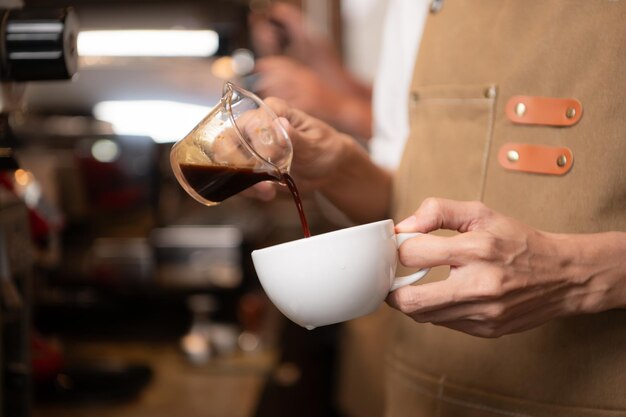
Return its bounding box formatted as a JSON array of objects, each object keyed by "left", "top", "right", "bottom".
[
  {"left": 242, "top": 96, "right": 351, "bottom": 201},
  {"left": 248, "top": 3, "right": 336, "bottom": 71},
  {"left": 261, "top": 97, "right": 388, "bottom": 223},
  {"left": 249, "top": 2, "right": 308, "bottom": 59},
  {"left": 248, "top": 2, "right": 372, "bottom": 101},
  {"left": 263, "top": 97, "right": 353, "bottom": 191},
  {"left": 254, "top": 57, "right": 342, "bottom": 123},
  {"left": 387, "top": 198, "right": 626, "bottom": 338},
  {"left": 254, "top": 57, "right": 372, "bottom": 139}
]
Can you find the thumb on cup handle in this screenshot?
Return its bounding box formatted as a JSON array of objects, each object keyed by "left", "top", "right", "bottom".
[{"left": 390, "top": 233, "right": 430, "bottom": 292}]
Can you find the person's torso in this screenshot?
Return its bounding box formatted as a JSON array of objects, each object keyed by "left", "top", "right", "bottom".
[{"left": 388, "top": 1, "right": 626, "bottom": 416}]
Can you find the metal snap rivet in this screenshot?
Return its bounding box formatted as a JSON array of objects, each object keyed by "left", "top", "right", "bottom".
[
  {"left": 506, "top": 150, "right": 520, "bottom": 162},
  {"left": 430, "top": 0, "right": 444, "bottom": 13},
  {"left": 410, "top": 91, "right": 420, "bottom": 103},
  {"left": 484, "top": 86, "right": 497, "bottom": 99},
  {"left": 556, "top": 154, "right": 568, "bottom": 167},
  {"left": 565, "top": 107, "right": 576, "bottom": 119},
  {"left": 515, "top": 102, "right": 526, "bottom": 117}
]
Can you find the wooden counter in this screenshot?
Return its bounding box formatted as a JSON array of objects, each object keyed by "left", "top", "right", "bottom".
[{"left": 33, "top": 340, "right": 278, "bottom": 417}]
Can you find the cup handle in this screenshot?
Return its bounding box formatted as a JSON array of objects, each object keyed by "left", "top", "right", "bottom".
[{"left": 390, "top": 233, "right": 430, "bottom": 292}]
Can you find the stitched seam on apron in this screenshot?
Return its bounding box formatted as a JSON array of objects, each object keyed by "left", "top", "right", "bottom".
[
  {"left": 436, "top": 375, "right": 446, "bottom": 417},
  {"left": 479, "top": 86, "right": 496, "bottom": 202},
  {"left": 411, "top": 94, "right": 495, "bottom": 202},
  {"left": 416, "top": 98, "right": 490, "bottom": 104},
  {"left": 388, "top": 358, "right": 538, "bottom": 417},
  {"left": 387, "top": 354, "right": 626, "bottom": 416},
  {"left": 442, "top": 395, "right": 538, "bottom": 417}
]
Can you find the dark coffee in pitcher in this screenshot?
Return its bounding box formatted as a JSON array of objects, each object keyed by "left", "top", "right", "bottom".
[{"left": 179, "top": 163, "right": 311, "bottom": 238}]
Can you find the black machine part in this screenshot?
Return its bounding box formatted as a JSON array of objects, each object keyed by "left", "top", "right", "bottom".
[{"left": 1, "top": 7, "right": 78, "bottom": 81}]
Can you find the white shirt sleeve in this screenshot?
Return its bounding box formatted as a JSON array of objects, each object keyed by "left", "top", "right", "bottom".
[{"left": 369, "top": 0, "right": 429, "bottom": 170}]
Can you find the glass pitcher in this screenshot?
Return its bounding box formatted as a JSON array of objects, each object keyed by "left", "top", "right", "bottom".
[{"left": 170, "top": 82, "right": 292, "bottom": 206}]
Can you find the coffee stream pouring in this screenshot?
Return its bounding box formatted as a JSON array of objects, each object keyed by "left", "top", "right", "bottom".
[{"left": 170, "top": 82, "right": 311, "bottom": 237}]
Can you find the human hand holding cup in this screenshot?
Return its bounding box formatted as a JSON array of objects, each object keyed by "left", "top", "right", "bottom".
[{"left": 251, "top": 220, "right": 430, "bottom": 329}]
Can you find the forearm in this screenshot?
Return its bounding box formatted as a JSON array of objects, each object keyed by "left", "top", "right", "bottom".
[
  {"left": 316, "top": 138, "right": 391, "bottom": 224},
  {"left": 331, "top": 66, "right": 373, "bottom": 100},
  {"left": 322, "top": 94, "right": 372, "bottom": 140},
  {"left": 307, "top": 45, "right": 372, "bottom": 100}
]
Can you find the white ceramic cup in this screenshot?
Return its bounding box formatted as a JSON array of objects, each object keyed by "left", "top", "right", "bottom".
[{"left": 251, "top": 219, "right": 429, "bottom": 329}]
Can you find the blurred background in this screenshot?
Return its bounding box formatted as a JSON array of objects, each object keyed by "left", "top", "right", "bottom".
[{"left": 0, "top": 0, "right": 388, "bottom": 416}]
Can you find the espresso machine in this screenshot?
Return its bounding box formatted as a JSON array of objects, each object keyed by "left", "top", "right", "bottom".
[{"left": 0, "top": 2, "right": 77, "bottom": 416}]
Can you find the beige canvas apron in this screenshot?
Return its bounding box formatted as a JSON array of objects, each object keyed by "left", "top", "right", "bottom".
[{"left": 387, "top": 1, "right": 626, "bottom": 416}]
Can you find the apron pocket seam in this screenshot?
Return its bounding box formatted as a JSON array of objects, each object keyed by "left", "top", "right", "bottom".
[{"left": 387, "top": 353, "right": 626, "bottom": 416}]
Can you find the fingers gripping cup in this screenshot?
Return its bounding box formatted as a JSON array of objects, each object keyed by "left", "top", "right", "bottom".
[
  {"left": 170, "top": 82, "right": 293, "bottom": 205},
  {"left": 251, "top": 220, "right": 430, "bottom": 329}
]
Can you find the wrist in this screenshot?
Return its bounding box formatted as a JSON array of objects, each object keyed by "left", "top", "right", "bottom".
[
  {"left": 314, "top": 132, "right": 360, "bottom": 190},
  {"left": 558, "top": 231, "right": 626, "bottom": 314},
  {"left": 317, "top": 138, "right": 391, "bottom": 223}
]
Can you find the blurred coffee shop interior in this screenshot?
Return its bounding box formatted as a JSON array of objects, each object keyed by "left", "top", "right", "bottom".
[{"left": 0, "top": 0, "right": 387, "bottom": 416}]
